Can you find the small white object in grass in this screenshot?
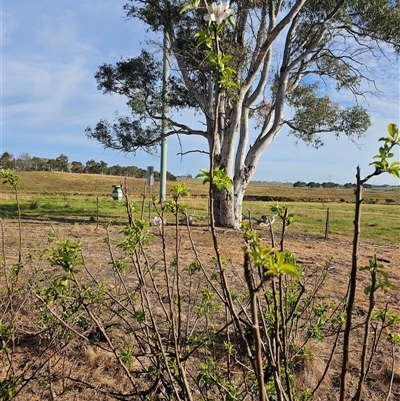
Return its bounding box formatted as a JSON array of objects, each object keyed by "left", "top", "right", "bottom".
[
  {"left": 150, "top": 216, "right": 166, "bottom": 226},
  {"left": 258, "top": 215, "right": 276, "bottom": 226}
]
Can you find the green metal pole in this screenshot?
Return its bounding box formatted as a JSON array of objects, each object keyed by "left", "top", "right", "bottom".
[{"left": 160, "top": 27, "right": 170, "bottom": 202}]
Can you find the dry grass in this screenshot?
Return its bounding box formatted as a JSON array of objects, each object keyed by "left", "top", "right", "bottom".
[{"left": 1, "top": 171, "right": 399, "bottom": 204}]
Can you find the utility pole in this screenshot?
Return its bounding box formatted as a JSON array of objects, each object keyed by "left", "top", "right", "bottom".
[{"left": 159, "top": 27, "right": 170, "bottom": 202}]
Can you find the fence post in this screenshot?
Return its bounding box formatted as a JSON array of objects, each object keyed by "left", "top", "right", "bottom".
[
  {"left": 325, "top": 208, "right": 330, "bottom": 240},
  {"left": 96, "top": 196, "right": 99, "bottom": 230}
]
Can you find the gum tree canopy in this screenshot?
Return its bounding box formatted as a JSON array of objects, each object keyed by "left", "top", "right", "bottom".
[{"left": 86, "top": 0, "right": 400, "bottom": 228}]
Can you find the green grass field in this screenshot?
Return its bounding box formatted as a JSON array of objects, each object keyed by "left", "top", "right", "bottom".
[{"left": 1, "top": 171, "right": 399, "bottom": 243}]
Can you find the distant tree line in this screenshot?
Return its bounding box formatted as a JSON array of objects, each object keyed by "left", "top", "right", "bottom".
[
  {"left": 293, "top": 181, "right": 373, "bottom": 189},
  {"left": 0, "top": 151, "right": 178, "bottom": 181}
]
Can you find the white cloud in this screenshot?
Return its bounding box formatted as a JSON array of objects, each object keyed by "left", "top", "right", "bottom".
[
  {"left": 1, "top": 0, "right": 134, "bottom": 129},
  {"left": 0, "top": 11, "right": 16, "bottom": 47}
]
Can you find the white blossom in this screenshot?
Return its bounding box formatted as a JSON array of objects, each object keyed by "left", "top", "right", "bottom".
[{"left": 204, "top": 1, "right": 233, "bottom": 25}]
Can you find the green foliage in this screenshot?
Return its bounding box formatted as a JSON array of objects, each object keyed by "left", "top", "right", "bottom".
[
  {"left": 134, "top": 310, "right": 145, "bottom": 323},
  {"left": 85, "top": 47, "right": 199, "bottom": 154},
  {"left": 196, "top": 167, "right": 233, "bottom": 194},
  {"left": 197, "top": 288, "right": 219, "bottom": 316},
  {"left": 306, "top": 303, "right": 332, "bottom": 342},
  {"left": 180, "top": 0, "right": 200, "bottom": 14},
  {"left": 249, "top": 245, "right": 300, "bottom": 280},
  {"left": 307, "top": 324, "right": 325, "bottom": 342},
  {"left": 372, "top": 308, "right": 400, "bottom": 327},
  {"left": 203, "top": 51, "right": 238, "bottom": 89},
  {"left": 120, "top": 342, "right": 134, "bottom": 369},
  {"left": 171, "top": 182, "right": 190, "bottom": 201},
  {"left": 1, "top": 169, "right": 20, "bottom": 188},
  {"left": 193, "top": 29, "right": 212, "bottom": 48},
  {"left": 183, "top": 259, "right": 202, "bottom": 275},
  {"left": 44, "top": 240, "right": 83, "bottom": 273},
  {"left": 118, "top": 220, "right": 151, "bottom": 254},
  {"left": 0, "top": 376, "right": 19, "bottom": 401},
  {"left": 185, "top": 0, "right": 237, "bottom": 89},
  {"left": 0, "top": 323, "right": 13, "bottom": 351},
  {"left": 360, "top": 254, "right": 396, "bottom": 294},
  {"left": 164, "top": 182, "right": 190, "bottom": 218},
  {"left": 114, "top": 258, "right": 129, "bottom": 273},
  {"left": 196, "top": 356, "right": 240, "bottom": 400},
  {"left": 387, "top": 333, "right": 400, "bottom": 344},
  {"left": 270, "top": 202, "right": 295, "bottom": 226},
  {"left": 369, "top": 123, "right": 400, "bottom": 178},
  {"left": 39, "top": 238, "right": 105, "bottom": 329},
  {"left": 287, "top": 83, "right": 371, "bottom": 147},
  {"left": 246, "top": 229, "right": 300, "bottom": 279}
]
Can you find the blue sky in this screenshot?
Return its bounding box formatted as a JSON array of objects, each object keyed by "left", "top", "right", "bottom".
[{"left": 1, "top": 0, "right": 399, "bottom": 185}]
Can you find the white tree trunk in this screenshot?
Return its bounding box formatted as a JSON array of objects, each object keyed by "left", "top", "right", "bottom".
[
  {"left": 212, "top": 167, "right": 252, "bottom": 229},
  {"left": 232, "top": 177, "right": 247, "bottom": 229}
]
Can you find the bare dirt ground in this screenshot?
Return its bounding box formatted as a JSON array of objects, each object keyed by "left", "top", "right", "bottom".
[
  {"left": 7, "top": 218, "right": 397, "bottom": 309},
  {"left": 2, "top": 218, "right": 400, "bottom": 400}
]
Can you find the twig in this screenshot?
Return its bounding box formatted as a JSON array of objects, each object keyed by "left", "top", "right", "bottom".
[{"left": 386, "top": 342, "right": 396, "bottom": 401}]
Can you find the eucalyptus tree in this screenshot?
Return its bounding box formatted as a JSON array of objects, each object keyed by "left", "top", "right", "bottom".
[
  {"left": 0, "top": 152, "right": 15, "bottom": 170},
  {"left": 86, "top": 0, "right": 400, "bottom": 228},
  {"left": 15, "top": 152, "right": 32, "bottom": 171},
  {"left": 71, "top": 161, "right": 85, "bottom": 174},
  {"left": 31, "top": 157, "right": 49, "bottom": 171},
  {"left": 84, "top": 159, "right": 109, "bottom": 175},
  {"left": 55, "top": 154, "right": 69, "bottom": 172}
]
